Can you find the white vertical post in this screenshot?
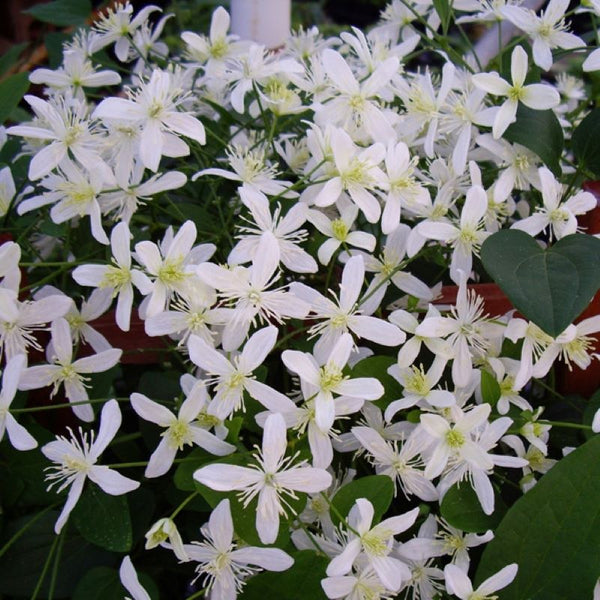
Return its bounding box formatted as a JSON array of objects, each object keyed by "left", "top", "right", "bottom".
[{"left": 230, "top": 0, "right": 291, "bottom": 49}]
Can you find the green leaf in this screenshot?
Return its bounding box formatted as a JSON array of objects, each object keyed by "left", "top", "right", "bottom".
[
  {"left": 350, "top": 356, "right": 403, "bottom": 408},
  {"left": 73, "top": 566, "right": 159, "bottom": 600},
  {"left": 480, "top": 230, "right": 600, "bottom": 337},
  {"left": 330, "top": 475, "right": 394, "bottom": 527},
  {"left": 503, "top": 104, "right": 564, "bottom": 176},
  {"left": 72, "top": 484, "right": 133, "bottom": 552},
  {"left": 572, "top": 108, "right": 600, "bottom": 178},
  {"left": 432, "top": 0, "right": 452, "bottom": 33},
  {"left": 174, "top": 448, "right": 215, "bottom": 491},
  {"left": 475, "top": 435, "right": 600, "bottom": 599},
  {"left": 0, "top": 43, "right": 28, "bottom": 78},
  {"left": 73, "top": 567, "right": 123, "bottom": 600},
  {"left": 440, "top": 483, "right": 507, "bottom": 533},
  {"left": 480, "top": 370, "right": 501, "bottom": 407},
  {"left": 0, "top": 73, "right": 29, "bottom": 125},
  {"left": 0, "top": 511, "right": 114, "bottom": 597},
  {"left": 25, "top": 0, "right": 92, "bottom": 26},
  {"left": 44, "top": 32, "right": 73, "bottom": 69},
  {"left": 240, "top": 550, "right": 328, "bottom": 600}
]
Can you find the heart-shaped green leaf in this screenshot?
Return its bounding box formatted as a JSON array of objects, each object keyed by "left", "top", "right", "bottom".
[{"left": 480, "top": 230, "right": 600, "bottom": 337}]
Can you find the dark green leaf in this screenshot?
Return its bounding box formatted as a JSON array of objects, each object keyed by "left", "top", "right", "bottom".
[
  {"left": 503, "top": 104, "right": 563, "bottom": 176},
  {"left": 432, "top": 0, "right": 452, "bottom": 33},
  {"left": 73, "top": 567, "right": 123, "bottom": 600},
  {"left": 174, "top": 448, "right": 215, "bottom": 491},
  {"left": 572, "top": 108, "right": 600, "bottom": 178},
  {"left": 0, "top": 73, "right": 29, "bottom": 125},
  {"left": 481, "top": 230, "right": 600, "bottom": 336},
  {"left": 0, "top": 43, "right": 28, "bottom": 78},
  {"left": 240, "top": 550, "right": 328, "bottom": 600},
  {"left": 44, "top": 32, "right": 73, "bottom": 69},
  {"left": 440, "top": 483, "right": 507, "bottom": 533},
  {"left": 480, "top": 370, "right": 501, "bottom": 407},
  {"left": 26, "top": 0, "right": 92, "bottom": 26},
  {"left": 476, "top": 435, "right": 600, "bottom": 599},
  {"left": 72, "top": 484, "right": 133, "bottom": 552},
  {"left": 0, "top": 511, "right": 114, "bottom": 597},
  {"left": 330, "top": 475, "right": 394, "bottom": 527}
]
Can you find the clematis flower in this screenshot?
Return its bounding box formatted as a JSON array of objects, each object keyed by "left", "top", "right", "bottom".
[
  {"left": 290, "top": 255, "right": 405, "bottom": 362},
  {"left": 135, "top": 220, "right": 213, "bottom": 318},
  {"left": 511, "top": 166, "right": 595, "bottom": 240},
  {"left": 130, "top": 391, "right": 235, "bottom": 478},
  {"left": 196, "top": 232, "right": 309, "bottom": 351},
  {"left": 188, "top": 325, "right": 292, "bottom": 420},
  {"left": 326, "top": 498, "right": 419, "bottom": 592},
  {"left": 73, "top": 221, "right": 152, "bottom": 331},
  {"left": 184, "top": 498, "right": 294, "bottom": 599},
  {"left": 42, "top": 399, "right": 139, "bottom": 533},
  {"left": 282, "top": 332, "right": 384, "bottom": 432},
  {"left": 93, "top": 68, "right": 206, "bottom": 172},
  {"left": 0, "top": 354, "right": 37, "bottom": 451},
  {"left": 18, "top": 318, "right": 122, "bottom": 422},
  {"left": 194, "top": 413, "right": 332, "bottom": 544},
  {"left": 501, "top": 0, "right": 584, "bottom": 71},
  {"left": 472, "top": 45, "right": 560, "bottom": 139}
]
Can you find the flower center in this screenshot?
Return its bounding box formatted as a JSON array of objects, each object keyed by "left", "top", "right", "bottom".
[
  {"left": 319, "top": 365, "right": 344, "bottom": 392},
  {"left": 166, "top": 419, "right": 194, "bottom": 450},
  {"left": 445, "top": 428, "right": 465, "bottom": 448},
  {"left": 331, "top": 218, "right": 349, "bottom": 241}
]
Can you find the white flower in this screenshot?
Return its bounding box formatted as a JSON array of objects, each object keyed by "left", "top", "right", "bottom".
[
  {"left": 230, "top": 187, "right": 317, "bottom": 274},
  {"left": 194, "top": 413, "right": 332, "bottom": 544},
  {"left": 419, "top": 404, "right": 494, "bottom": 480},
  {"left": 444, "top": 563, "right": 518, "bottom": 600},
  {"left": 91, "top": 2, "right": 162, "bottom": 62},
  {"left": 326, "top": 498, "right": 419, "bottom": 592},
  {"left": 472, "top": 45, "right": 560, "bottom": 139},
  {"left": 7, "top": 95, "right": 112, "bottom": 182},
  {"left": 130, "top": 391, "right": 235, "bottom": 478},
  {"left": 42, "top": 399, "right": 139, "bottom": 533},
  {"left": 315, "top": 49, "right": 398, "bottom": 143},
  {"left": 313, "top": 128, "right": 387, "bottom": 224},
  {"left": 282, "top": 332, "right": 384, "bottom": 432},
  {"left": 73, "top": 221, "right": 152, "bottom": 330},
  {"left": 0, "top": 292, "right": 72, "bottom": 361},
  {"left": 93, "top": 69, "right": 206, "bottom": 172},
  {"left": 511, "top": 167, "right": 596, "bottom": 240},
  {"left": 29, "top": 49, "right": 121, "bottom": 96},
  {"left": 135, "top": 220, "right": 212, "bottom": 318},
  {"left": 145, "top": 518, "right": 189, "bottom": 561},
  {"left": 17, "top": 159, "right": 111, "bottom": 245},
  {"left": 18, "top": 318, "right": 122, "bottom": 422},
  {"left": 196, "top": 232, "right": 309, "bottom": 351},
  {"left": 188, "top": 325, "right": 291, "bottom": 420},
  {"left": 502, "top": 0, "right": 584, "bottom": 71},
  {"left": 290, "top": 255, "right": 405, "bottom": 362},
  {"left": 351, "top": 426, "right": 438, "bottom": 501},
  {"left": 0, "top": 354, "right": 37, "bottom": 451},
  {"left": 415, "top": 272, "right": 504, "bottom": 387},
  {"left": 184, "top": 499, "right": 294, "bottom": 600},
  {"left": 307, "top": 202, "right": 376, "bottom": 267}
]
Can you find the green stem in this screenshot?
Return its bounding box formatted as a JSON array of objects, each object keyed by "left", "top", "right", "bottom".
[
  {"left": 170, "top": 491, "right": 200, "bottom": 519},
  {"left": 11, "top": 397, "right": 131, "bottom": 414},
  {"left": 319, "top": 493, "right": 360, "bottom": 536},
  {"left": 184, "top": 588, "right": 207, "bottom": 600},
  {"left": 540, "top": 420, "right": 593, "bottom": 431},
  {"left": 30, "top": 531, "right": 60, "bottom": 600},
  {"left": 47, "top": 527, "right": 67, "bottom": 600}
]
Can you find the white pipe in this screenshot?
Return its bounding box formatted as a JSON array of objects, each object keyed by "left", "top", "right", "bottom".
[{"left": 230, "top": 0, "right": 291, "bottom": 49}]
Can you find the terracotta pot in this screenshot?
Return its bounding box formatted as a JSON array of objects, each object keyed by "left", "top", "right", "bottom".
[{"left": 88, "top": 310, "right": 168, "bottom": 365}]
